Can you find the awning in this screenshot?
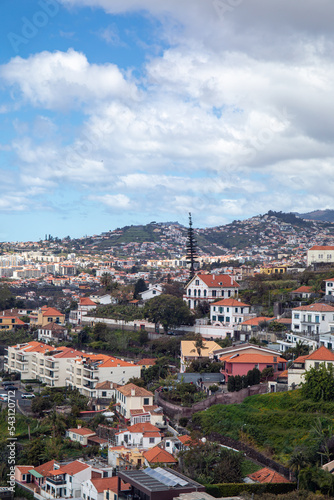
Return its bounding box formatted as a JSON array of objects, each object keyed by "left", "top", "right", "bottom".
[{"left": 29, "top": 470, "right": 44, "bottom": 478}]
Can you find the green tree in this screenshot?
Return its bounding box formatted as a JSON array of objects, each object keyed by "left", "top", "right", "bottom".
[
  {"left": 227, "top": 376, "right": 235, "bottom": 392},
  {"left": 133, "top": 278, "right": 147, "bottom": 299},
  {"left": 301, "top": 363, "right": 334, "bottom": 402},
  {"left": 144, "top": 294, "right": 194, "bottom": 334}
]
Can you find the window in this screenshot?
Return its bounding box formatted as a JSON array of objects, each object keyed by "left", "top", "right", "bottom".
[
  {"left": 294, "top": 324, "right": 299, "bottom": 329},
  {"left": 228, "top": 290, "right": 231, "bottom": 297},
  {"left": 153, "top": 290, "right": 156, "bottom": 295},
  {"left": 198, "top": 290, "right": 201, "bottom": 297},
  {"left": 195, "top": 280, "right": 199, "bottom": 285},
  {"left": 212, "top": 315, "right": 216, "bottom": 321},
  {"left": 212, "top": 290, "right": 216, "bottom": 297},
  {"left": 102, "top": 391, "right": 107, "bottom": 397},
  {"left": 221, "top": 290, "right": 224, "bottom": 297},
  {"left": 226, "top": 316, "right": 230, "bottom": 322},
  {"left": 194, "top": 289, "right": 197, "bottom": 297},
  {"left": 149, "top": 437, "right": 155, "bottom": 443},
  {"left": 315, "top": 362, "right": 320, "bottom": 369},
  {"left": 188, "top": 289, "right": 191, "bottom": 296},
  {"left": 315, "top": 316, "right": 320, "bottom": 323},
  {"left": 294, "top": 313, "right": 300, "bottom": 319},
  {"left": 322, "top": 315, "right": 325, "bottom": 321},
  {"left": 143, "top": 398, "right": 149, "bottom": 405},
  {"left": 106, "top": 493, "right": 109, "bottom": 500},
  {"left": 235, "top": 308, "right": 238, "bottom": 313},
  {"left": 226, "top": 307, "right": 229, "bottom": 312},
  {"left": 219, "top": 307, "right": 223, "bottom": 313},
  {"left": 204, "top": 290, "right": 207, "bottom": 297}
]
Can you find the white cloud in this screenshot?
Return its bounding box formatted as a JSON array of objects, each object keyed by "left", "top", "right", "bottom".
[
  {"left": 0, "top": 49, "right": 138, "bottom": 111},
  {"left": 91, "top": 194, "right": 133, "bottom": 210}
]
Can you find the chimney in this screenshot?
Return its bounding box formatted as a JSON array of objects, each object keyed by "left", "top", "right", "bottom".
[
  {"left": 131, "top": 388, "right": 136, "bottom": 396},
  {"left": 77, "top": 424, "right": 81, "bottom": 429}
]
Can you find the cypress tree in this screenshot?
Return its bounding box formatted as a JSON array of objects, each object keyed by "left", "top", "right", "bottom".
[{"left": 186, "top": 212, "right": 198, "bottom": 278}]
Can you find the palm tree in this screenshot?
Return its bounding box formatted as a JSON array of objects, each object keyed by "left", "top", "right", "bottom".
[{"left": 289, "top": 447, "right": 309, "bottom": 489}]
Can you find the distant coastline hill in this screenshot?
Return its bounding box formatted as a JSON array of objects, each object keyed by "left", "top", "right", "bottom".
[{"left": 297, "top": 210, "right": 334, "bottom": 222}]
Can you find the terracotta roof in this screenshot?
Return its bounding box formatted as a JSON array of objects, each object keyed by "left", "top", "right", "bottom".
[
  {"left": 143, "top": 446, "right": 177, "bottom": 464},
  {"left": 293, "top": 354, "right": 309, "bottom": 364},
  {"left": 87, "top": 436, "right": 108, "bottom": 445},
  {"left": 68, "top": 427, "right": 96, "bottom": 436},
  {"left": 95, "top": 381, "right": 113, "bottom": 390},
  {"left": 220, "top": 353, "right": 286, "bottom": 364},
  {"left": 293, "top": 303, "right": 334, "bottom": 312},
  {"left": 177, "top": 435, "right": 193, "bottom": 446},
  {"left": 80, "top": 297, "right": 96, "bottom": 306},
  {"left": 117, "top": 383, "right": 153, "bottom": 398},
  {"left": 240, "top": 316, "right": 274, "bottom": 326},
  {"left": 276, "top": 318, "right": 291, "bottom": 324},
  {"left": 309, "top": 246, "right": 334, "bottom": 250},
  {"left": 41, "top": 307, "right": 63, "bottom": 317},
  {"left": 91, "top": 477, "right": 130, "bottom": 493},
  {"left": 59, "top": 461, "right": 90, "bottom": 475},
  {"left": 16, "top": 466, "right": 34, "bottom": 474},
  {"left": 127, "top": 422, "right": 160, "bottom": 433},
  {"left": 326, "top": 278, "right": 334, "bottom": 282},
  {"left": 291, "top": 286, "right": 312, "bottom": 293},
  {"left": 306, "top": 346, "right": 334, "bottom": 361},
  {"left": 211, "top": 298, "right": 250, "bottom": 307},
  {"left": 39, "top": 323, "right": 66, "bottom": 331},
  {"left": 248, "top": 467, "right": 291, "bottom": 484},
  {"left": 195, "top": 273, "right": 239, "bottom": 288},
  {"left": 34, "top": 460, "right": 56, "bottom": 477}
]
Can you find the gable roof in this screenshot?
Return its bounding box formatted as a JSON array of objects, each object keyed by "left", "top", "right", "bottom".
[
  {"left": 240, "top": 316, "right": 274, "bottom": 326},
  {"left": 220, "top": 353, "right": 286, "bottom": 364},
  {"left": 212, "top": 342, "right": 279, "bottom": 357},
  {"left": 34, "top": 460, "right": 56, "bottom": 477},
  {"left": 291, "top": 286, "right": 312, "bottom": 293},
  {"left": 60, "top": 461, "right": 90, "bottom": 475},
  {"left": 91, "top": 477, "right": 130, "bottom": 493},
  {"left": 118, "top": 383, "right": 153, "bottom": 398},
  {"left": 211, "top": 298, "right": 250, "bottom": 307},
  {"left": 68, "top": 427, "right": 96, "bottom": 436},
  {"left": 41, "top": 307, "right": 63, "bottom": 317},
  {"left": 309, "top": 246, "right": 334, "bottom": 251},
  {"left": 80, "top": 297, "right": 97, "bottom": 306},
  {"left": 305, "top": 346, "right": 334, "bottom": 361},
  {"left": 293, "top": 303, "right": 334, "bottom": 312},
  {"left": 143, "top": 446, "right": 177, "bottom": 464},
  {"left": 127, "top": 422, "right": 161, "bottom": 434},
  {"left": 192, "top": 274, "right": 239, "bottom": 288},
  {"left": 248, "top": 468, "right": 290, "bottom": 483}
]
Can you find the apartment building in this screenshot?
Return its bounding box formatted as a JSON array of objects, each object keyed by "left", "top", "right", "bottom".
[
  {"left": 66, "top": 354, "right": 140, "bottom": 398},
  {"left": 307, "top": 245, "right": 334, "bottom": 266},
  {"left": 184, "top": 274, "right": 239, "bottom": 309},
  {"left": 115, "top": 383, "right": 154, "bottom": 419},
  {"left": 5, "top": 342, "right": 83, "bottom": 387}
]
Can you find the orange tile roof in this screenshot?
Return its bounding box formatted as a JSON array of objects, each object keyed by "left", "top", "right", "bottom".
[
  {"left": 91, "top": 477, "right": 130, "bottom": 493},
  {"left": 127, "top": 422, "right": 160, "bottom": 433},
  {"left": 306, "top": 346, "right": 334, "bottom": 361},
  {"left": 118, "top": 383, "right": 153, "bottom": 397},
  {"left": 220, "top": 353, "right": 286, "bottom": 364},
  {"left": 80, "top": 297, "right": 96, "bottom": 306},
  {"left": 143, "top": 446, "right": 177, "bottom": 464},
  {"left": 293, "top": 354, "right": 309, "bottom": 364},
  {"left": 195, "top": 274, "right": 240, "bottom": 288},
  {"left": 59, "top": 461, "right": 90, "bottom": 475},
  {"left": 34, "top": 460, "right": 56, "bottom": 477},
  {"left": 291, "top": 286, "right": 312, "bottom": 293},
  {"left": 309, "top": 246, "right": 334, "bottom": 250},
  {"left": 68, "top": 427, "right": 96, "bottom": 436},
  {"left": 248, "top": 467, "right": 291, "bottom": 483},
  {"left": 293, "top": 303, "right": 334, "bottom": 312},
  {"left": 41, "top": 307, "right": 63, "bottom": 317},
  {"left": 211, "top": 298, "right": 250, "bottom": 307},
  {"left": 17, "top": 466, "right": 34, "bottom": 474},
  {"left": 240, "top": 316, "right": 274, "bottom": 325}
]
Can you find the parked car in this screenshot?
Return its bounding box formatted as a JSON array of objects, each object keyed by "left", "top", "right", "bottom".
[
  {"left": 3, "top": 386, "right": 16, "bottom": 391},
  {"left": 21, "top": 393, "right": 35, "bottom": 399}
]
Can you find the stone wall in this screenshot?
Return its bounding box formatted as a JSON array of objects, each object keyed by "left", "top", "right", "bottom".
[{"left": 156, "top": 384, "right": 268, "bottom": 419}]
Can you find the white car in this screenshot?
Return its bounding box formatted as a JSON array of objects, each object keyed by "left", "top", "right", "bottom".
[
  {"left": 0, "top": 394, "right": 8, "bottom": 401},
  {"left": 21, "top": 393, "right": 35, "bottom": 399}
]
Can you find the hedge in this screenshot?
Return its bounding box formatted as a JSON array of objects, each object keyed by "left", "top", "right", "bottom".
[{"left": 205, "top": 482, "right": 296, "bottom": 497}]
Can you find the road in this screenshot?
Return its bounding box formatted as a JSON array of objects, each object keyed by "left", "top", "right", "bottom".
[{"left": 0, "top": 385, "right": 33, "bottom": 414}]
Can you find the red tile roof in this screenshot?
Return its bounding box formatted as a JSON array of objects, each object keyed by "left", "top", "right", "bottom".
[
  {"left": 220, "top": 353, "right": 286, "bottom": 364},
  {"left": 127, "top": 422, "right": 160, "bottom": 433},
  {"left": 309, "top": 246, "right": 334, "bottom": 250},
  {"left": 196, "top": 274, "right": 240, "bottom": 288},
  {"left": 293, "top": 303, "right": 334, "bottom": 312},
  {"left": 143, "top": 446, "right": 177, "bottom": 464},
  {"left": 59, "top": 461, "right": 90, "bottom": 475},
  {"left": 248, "top": 467, "right": 291, "bottom": 484},
  {"left": 306, "top": 346, "right": 334, "bottom": 361},
  {"left": 41, "top": 307, "right": 63, "bottom": 317},
  {"left": 291, "top": 286, "right": 312, "bottom": 293},
  {"left": 211, "top": 298, "right": 250, "bottom": 307},
  {"left": 240, "top": 316, "right": 274, "bottom": 326},
  {"left": 68, "top": 427, "right": 96, "bottom": 436},
  {"left": 91, "top": 477, "right": 130, "bottom": 493},
  {"left": 34, "top": 460, "right": 56, "bottom": 477},
  {"left": 80, "top": 297, "right": 96, "bottom": 306}
]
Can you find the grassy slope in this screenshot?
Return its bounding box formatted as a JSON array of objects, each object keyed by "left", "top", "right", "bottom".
[{"left": 194, "top": 390, "right": 334, "bottom": 465}]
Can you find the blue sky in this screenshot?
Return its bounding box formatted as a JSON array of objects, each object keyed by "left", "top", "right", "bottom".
[{"left": 1, "top": 0, "right": 334, "bottom": 241}]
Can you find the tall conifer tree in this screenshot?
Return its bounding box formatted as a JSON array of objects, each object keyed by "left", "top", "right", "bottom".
[{"left": 186, "top": 212, "right": 198, "bottom": 278}]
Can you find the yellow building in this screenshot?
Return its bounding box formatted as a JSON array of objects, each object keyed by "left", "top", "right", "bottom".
[
  {"left": 0, "top": 315, "right": 25, "bottom": 330},
  {"left": 30, "top": 306, "right": 65, "bottom": 327},
  {"left": 259, "top": 266, "right": 287, "bottom": 275}
]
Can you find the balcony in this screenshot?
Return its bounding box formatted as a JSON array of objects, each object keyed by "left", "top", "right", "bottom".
[{"left": 46, "top": 478, "right": 66, "bottom": 487}]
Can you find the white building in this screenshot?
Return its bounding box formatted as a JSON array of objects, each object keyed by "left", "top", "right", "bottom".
[
  {"left": 184, "top": 274, "right": 239, "bottom": 309},
  {"left": 325, "top": 278, "right": 334, "bottom": 297},
  {"left": 291, "top": 303, "right": 334, "bottom": 335},
  {"left": 115, "top": 383, "right": 154, "bottom": 420},
  {"left": 67, "top": 354, "right": 141, "bottom": 398},
  {"left": 288, "top": 346, "right": 334, "bottom": 388},
  {"left": 139, "top": 284, "right": 163, "bottom": 302},
  {"left": 210, "top": 298, "right": 251, "bottom": 325},
  {"left": 115, "top": 422, "right": 163, "bottom": 449},
  {"left": 307, "top": 245, "right": 334, "bottom": 267}
]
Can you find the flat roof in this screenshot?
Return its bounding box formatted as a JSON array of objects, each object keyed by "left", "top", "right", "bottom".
[{"left": 117, "top": 468, "right": 204, "bottom": 494}]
